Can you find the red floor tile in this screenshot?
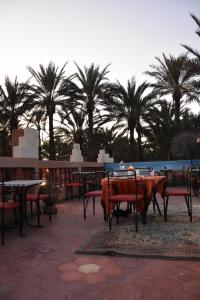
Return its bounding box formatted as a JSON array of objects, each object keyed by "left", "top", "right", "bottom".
[{"left": 1, "top": 196, "right": 200, "bottom": 299}]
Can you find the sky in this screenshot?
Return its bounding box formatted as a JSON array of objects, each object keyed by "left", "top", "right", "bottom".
[{"left": 0, "top": 0, "right": 200, "bottom": 91}]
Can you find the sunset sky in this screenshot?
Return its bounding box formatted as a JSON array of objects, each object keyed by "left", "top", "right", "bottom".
[{"left": 0, "top": 0, "right": 200, "bottom": 88}]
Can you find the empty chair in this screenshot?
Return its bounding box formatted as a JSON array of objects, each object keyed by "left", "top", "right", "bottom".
[
  {"left": 162, "top": 167, "right": 192, "bottom": 222},
  {"left": 135, "top": 167, "right": 162, "bottom": 216},
  {"left": 107, "top": 169, "right": 146, "bottom": 232},
  {"left": 64, "top": 168, "right": 84, "bottom": 200},
  {"left": 83, "top": 171, "right": 107, "bottom": 220},
  {"left": 172, "top": 170, "right": 185, "bottom": 186},
  {"left": 25, "top": 174, "right": 58, "bottom": 224},
  {"left": 0, "top": 178, "right": 19, "bottom": 246},
  {"left": 189, "top": 166, "right": 200, "bottom": 196}
]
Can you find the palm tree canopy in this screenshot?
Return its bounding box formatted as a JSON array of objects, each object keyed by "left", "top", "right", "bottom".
[
  {"left": 27, "top": 61, "right": 74, "bottom": 115},
  {"left": 27, "top": 61, "right": 74, "bottom": 160},
  {"left": 145, "top": 53, "right": 200, "bottom": 107},
  {"left": 182, "top": 14, "right": 200, "bottom": 60},
  {"left": 0, "top": 76, "right": 33, "bottom": 133},
  {"left": 103, "top": 77, "right": 154, "bottom": 131},
  {"left": 74, "top": 62, "right": 110, "bottom": 118}
]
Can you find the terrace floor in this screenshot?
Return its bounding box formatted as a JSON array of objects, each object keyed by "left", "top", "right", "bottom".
[{"left": 1, "top": 195, "right": 200, "bottom": 300}]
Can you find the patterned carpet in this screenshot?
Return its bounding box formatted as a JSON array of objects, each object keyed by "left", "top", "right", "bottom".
[{"left": 76, "top": 203, "right": 200, "bottom": 261}]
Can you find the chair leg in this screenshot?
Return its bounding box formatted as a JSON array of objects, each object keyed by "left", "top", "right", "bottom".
[
  {"left": 116, "top": 203, "right": 120, "bottom": 223},
  {"left": 152, "top": 194, "right": 162, "bottom": 216},
  {"left": 185, "top": 196, "right": 190, "bottom": 216},
  {"left": 163, "top": 196, "right": 168, "bottom": 221},
  {"left": 92, "top": 196, "right": 95, "bottom": 215},
  {"left": 78, "top": 186, "right": 81, "bottom": 201},
  {"left": 36, "top": 200, "right": 41, "bottom": 226},
  {"left": 135, "top": 209, "right": 138, "bottom": 232},
  {"left": 1, "top": 208, "right": 5, "bottom": 246},
  {"left": 152, "top": 196, "right": 156, "bottom": 214},
  {"left": 103, "top": 205, "right": 107, "bottom": 221},
  {"left": 49, "top": 206, "right": 52, "bottom": 222},
  {"left": 83, "top": 196, "right": 89, "bottom": 220},
  {"left": 13, "top": 208, "right": 18, "bottom": 225},
  {"left": 155, "top": 197, "right": 162, "bottom": 216},
  {"left": 127, "top": 202, "right": 132, "bottom": 213},
  {"left": 108, "top": 204, "right": 112, "bottom": 230},
  {"left": 109, "top": 213, "right": 112, "bottom": 230},
  {"left": 190, "top": 196, "right": 192, "bottom": 222},
  {"left": 30, "top": 201, "right": 33, "bottom": 217},
  {"left": 185, "top": 195, "right": 192, "bottom": 222}
]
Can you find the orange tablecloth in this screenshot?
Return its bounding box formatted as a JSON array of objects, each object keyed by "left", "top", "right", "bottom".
[{"left": 101, "top": 175, "right": 165, "bottom": 215}]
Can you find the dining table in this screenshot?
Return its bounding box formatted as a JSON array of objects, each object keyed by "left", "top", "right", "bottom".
[
  {"left": 3, "top": 179, "right": 44, "bottom": 236},
  {"left": 101, "top": 175, "right": 165, "bottom": 223}
]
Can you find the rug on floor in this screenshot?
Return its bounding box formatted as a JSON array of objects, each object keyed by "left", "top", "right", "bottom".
[{"left": 76, "top": 204, "right": 200, "bottom": 261}]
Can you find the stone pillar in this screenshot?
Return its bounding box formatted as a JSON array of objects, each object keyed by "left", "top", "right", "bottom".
[
  {"left": 12, "top": 128, "right": 39, "bottom": 158},
  {"left": 97, "top": 149, "right": 114, "bottom": 163},
  {"left": 70, "top": 143, "right": 84, "bottom": 162}
]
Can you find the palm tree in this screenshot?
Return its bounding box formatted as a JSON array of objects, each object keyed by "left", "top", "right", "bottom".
[
  {"left": 145, "top": 101, "right": 176, "bottom": 160},
  {"left": 0, "top": 76, "right": 33, "bottom": 155},
  {"left": 58, "top": 106, "right": 86, "bottom": 151},
  {"left": 0, "top": 76, "right": 33, "bottom": 134},
  {"left": 182, "top": 14, "right": 200, "bottom": 59},
  {"left": 27, "top": 62, "right": 73, "bottom": 160},
  {"left": 103, "top": 78, "right": 154, "bottom": 161},
  {"left": 74, "top": 62, "right": 110, "bottom": 161},
  {"left": 182, "top": 14, "right": 200, "bottom": 91},
  {"left": 145, "top": 53, "right": 199, "bottom": 126}
]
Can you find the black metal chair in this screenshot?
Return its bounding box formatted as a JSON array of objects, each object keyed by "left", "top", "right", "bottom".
[
  {"left": 135, "top": 167, "right": 162, "bottom": 216},
  {"left": 83, "top": 171, "right": 107, "bottom": 220},
  {"left": 25, "top": 173, "right": 59, "bottom": 224},
  {"left": 135, "top": 167, "right": 153, "bottom": 176},
  {"left": 0, "top": 178, "right": 19, "bottom": 246},
  {"left": 162, "top": 166, "right": 193, "bottom": 222},
  {"left": 64, "top": 168, "right": 84, "bottom": 200},
  {"left": 107, "top": 169, "right": 146, "bottom": 232},
  {"left": 189, "top": 165, "right": 200, "bottom": 196}
]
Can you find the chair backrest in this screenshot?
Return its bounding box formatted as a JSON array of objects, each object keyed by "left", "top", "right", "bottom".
[
  {"left": 65, "top": 168, "right": 83, "bottom": 184},
  {"left": 111, "top": 169, "right": 137, "bottom": 178},
  {"left": 154, "top": 170, "right": 161, "bottom": 176},
  {"left": 187, "top": 165, "right": 200, "bottom": 195},
  {"left": 39, "top": 174, "right": 60, "bottom": 205},
  {"left": 93, "top": 170, "right": 107, "bottom": 190},
  {"left": 135, "top": 167, "right": 152, "bottom": 176},
  {"left": 0, "top": 178, "right": 5, "bottom": 206},
  {"left": 0, "top": 178, "right": 15, "bottom": 205},
  {"left": 107, "top": 169, "right": 137, "bottom": 196},
  {"left": 81, "top": 170, "right": 107, "bottom": 191}
]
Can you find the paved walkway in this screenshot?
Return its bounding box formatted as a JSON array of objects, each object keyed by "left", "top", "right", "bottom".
[{"left": 1, "top": 196, "right": 200, "bottom": 300}]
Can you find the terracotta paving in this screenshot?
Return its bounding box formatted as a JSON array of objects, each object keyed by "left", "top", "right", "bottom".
[{"left": 1, "top": 195, "right": 200, "bottom": 300}]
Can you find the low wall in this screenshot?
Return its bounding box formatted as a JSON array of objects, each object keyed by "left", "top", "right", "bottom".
[{"left": 104, "top": 159, "right": 200, "bottom": 171}]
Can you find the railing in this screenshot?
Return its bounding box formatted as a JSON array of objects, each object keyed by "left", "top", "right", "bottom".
[{"left": 0, "top": 157, "right": 104, "bottom": 184}]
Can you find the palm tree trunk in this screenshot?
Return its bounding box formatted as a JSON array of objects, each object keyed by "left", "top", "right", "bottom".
[
  {"left": 88, "top": 107, "right": 95, "bottom": 161},
  {"left": 48, "top": 113, "right": 55, "bottom": 160},
  {"left": 38, "top": 126, "right": 42, "bottom": 160},
  {"left": 129, "top": 129, "right": 134, "bottom": 147},
  {"left": 137, "top": 126, "right": 143, "bottom": 161},
  {"left": 0, "top": 131, "right": 10, "bottom": 156},
  {"left": 173, "top": 94, "right": 181, "bottom": 126},
  {"left": 129, "top": 128, "right": 136, "bottom": 160},
  {"left": 10, "top": 117, "right": 18, "bottom": 134}
]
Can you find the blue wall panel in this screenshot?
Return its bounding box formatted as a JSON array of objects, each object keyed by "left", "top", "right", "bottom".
[{"left": 104, "top": 159, "right": 200, "bottom": 171}]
